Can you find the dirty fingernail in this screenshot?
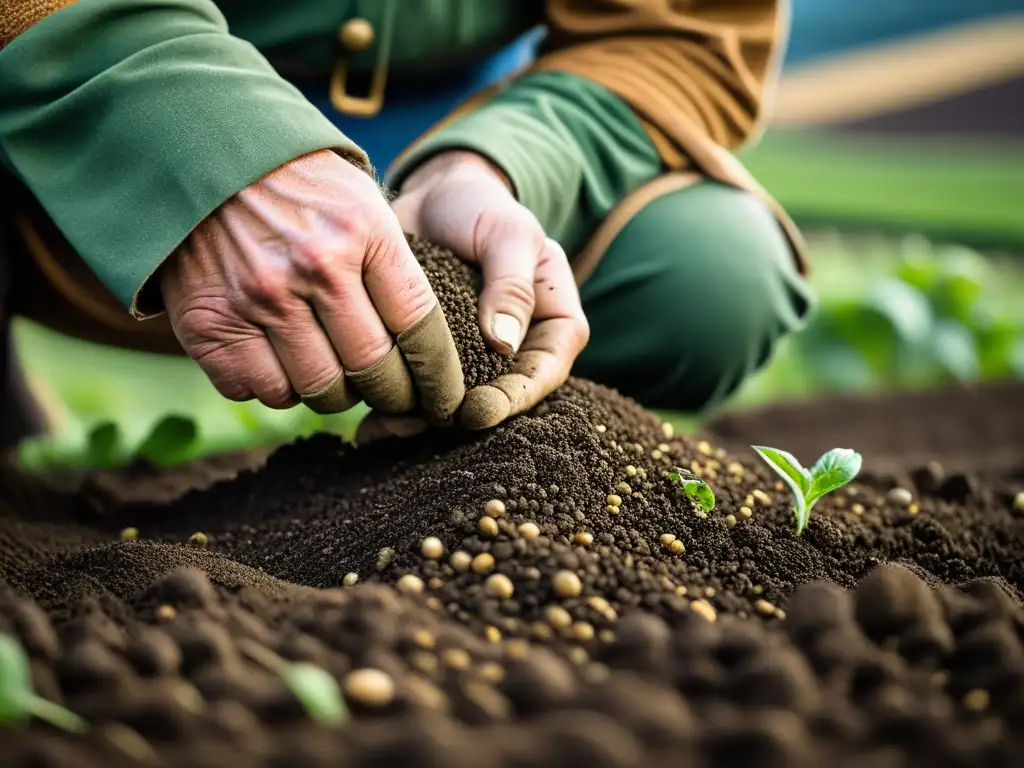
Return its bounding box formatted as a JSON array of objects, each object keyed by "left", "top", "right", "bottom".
[{"left": 491, "top": 313, "right": 523, "bottom": 355}]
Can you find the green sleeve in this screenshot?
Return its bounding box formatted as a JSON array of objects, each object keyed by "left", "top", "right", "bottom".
[
  {"left": 385, "top": 70, "right": 663, "bottom": 258},
  {"left": 0, "top": 0, "right": 368, "bottom": 318}
]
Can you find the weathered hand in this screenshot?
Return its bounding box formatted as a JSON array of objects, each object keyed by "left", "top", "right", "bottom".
[
  {"left": 390, "top": 150, "right": 589, "bottom": 430},
  {"left": 159, "top": 149, "right": 465, "bottom": 421}
]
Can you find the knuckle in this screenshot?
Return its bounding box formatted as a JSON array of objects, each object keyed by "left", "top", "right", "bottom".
[
  {"left": 256, "top": 377, "right": 297, "bottom": 409},
  {"left": 239, "top": 265, "right": 289, "bottom": 311},
  {"left": 492, "top": 274, "right": 536, "bottom": 312}
]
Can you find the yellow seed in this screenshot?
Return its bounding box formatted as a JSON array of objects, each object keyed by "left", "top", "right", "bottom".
[
  {"left": 754, "top": 599, "right": 776, "bottom": 616},
  {"left": 625, "top": 465, "right": 637, "bottom": 477},
  {"left": 572, "top": 622, "right": 595, "bottom": 642},
  {"left": 727, "top": 462, "right": 745, "bottom": 475},
  {"left": 744, "top": 494, "right": 755, "bottom": 507},
  {"left": 587, "top": 596, "right": 610, "bottom": 613},
  {"left": 484, "top": 573, "right": 515, "bottom": 600},
  {"left": 553, "top": 570, "right": 583, "bottom": 598},
  {"left": 675, "top": 585, "right": 688, "bottom": 596},
  {"left": 344, "top": 668, "right": 396, "bottom": 707},
  {"left": 478, "top": 662, "right": 504, "bottom": 683},
  {"left": 739, "top": 506, "right": 753, "bottom": 519},
  {"left": 606, "top": 505, "right": 620, "bottom": 515},
  {"left": 659, "top": 533, "right": 677, "bottom": 547},
  {"left": 120, "top": 527, "right": 138, "bottom": 542},
  {"left": 420, "top": 537, "right": 445, "bottom": 560},
  {"left": 568, "top": 646, "right": 590, "bottom": 666},
  {"left": 752, "top": 585, "right": 763, "bottom": 595},
  {"left": 851, "top": 503, "right": 865, "bottom": 515},
  {"left": 697, "top": 440, "right": 712, "bottom": 455},
  {"left": 485, "top": 499, "right": 507, "bottom": 518},
  {"left": 633, "top": 443, "right": 644, "bottom": 456},
  {"left": 752, "top": 489, "right": 772, "bottom": 505},
  {"left": 669, "top": 540, "right": 685, "bottom": 555},
  {"left": 908, "top": 503, "right": 919, "bottom": 515},
  {"left": 531, "top": 622, "right": 553, "bottom": 640},
  {"left": 651, "top": 449, "right": 663, "bottom": 461},
  {"left": 188, "top": 532, "right": 208, "bottom": 548},
  {"left": 412, "top": 629, "right": 436, "bottom": 649},
  {"left": 607, "top": 494, "right": 623, "bottom": 507},
  {"left": 598, "top": 629, "right": 616, "bottom": 644},
  {"left": 616, "top": 482, "right": 632, "bottom": 495},
  {"left": 573, "top": 531, "right": 594, "bottom": 546},
  {"left": 661, "top": 422, "right": 675, "bottom": 439},
  {"left": 479, "top": 516, "right": 499, "bottom": 537},
  {"left": 396, "top": 574, "right": 425, "bottom": 595},
  {"left": 704, "top": 587, "right": 716, "bottom": 598},
  {"left": 1014, "top": 492, "right": 1024, "bottom": 514},
  {"left": 155, "top": 605, "right": 176, "bottom": 621},
  {"left": 450, "top": 551, "right": 472, "bottom": 572},
  {"left": 518, "top": 522, "right": 541, "bottom": 540},
  {"left": 725, "top": 514, "right": 737, "bottom": 528},
  {"left": 963, "top": 688, "right": 990, "bottom": 712},
  {"left": 343, "top": 572, "right": 359, "bottom": 586},
  {"left": 690, "top": 599, "right": 717, "bottom": 623},
  {"left": 472, "top": 553, "right": 495, "bottom": 574},
  {"left": 504, "top": 639, "right": 530, "bottom": 659},
  {"left": 545, "top": 605, "right": 573, "bottom": 629},
  {"left": 442, "top": 648, "right": 472, "bottom": 670},
  {"left": 485, "top": 625, "right": 503, "bottom": 644},
  {"left": 655, "top": 443, "right": 669, "bottom": 453},
  {"left": 775, "top": 609, "right": 787, "bottom": 620},
  {"left": 887, "top": 487, "right": 914, "bottom": 507},
  {"left": 376, "top": 547, "right": 395, "bottom": 570},
  {"left": 595, "top": 424, "right": 607, "bottom": 434}
]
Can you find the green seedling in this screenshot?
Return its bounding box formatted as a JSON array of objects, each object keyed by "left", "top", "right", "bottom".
[
  {"left": 668, "top": 468, "right": 715, "bottom": 512},
  {"left": 239, "top": 640, "right": 347, "bottom": 727},
  {"left": 752, "top": 446, "right": 862, "bottom": 536},
  {"left": 0, "top": 634, "right": 88, "bottom": 733}
]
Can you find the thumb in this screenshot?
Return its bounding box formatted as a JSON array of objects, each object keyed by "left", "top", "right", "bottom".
[{"left": 473, "top": 206, "right": 544, "bottom": 357}]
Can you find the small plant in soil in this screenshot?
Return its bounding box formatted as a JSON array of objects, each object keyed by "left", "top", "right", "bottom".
[
  {"left": 239, "top": 640, "right": 348, "bottom": 727},
  {"left": 668, "top": 467, "right": 716, "bottom": 512},
  {"left": 752, "top": 446, "right": 862, "bottom": 536},
  {"left": 0, "top": 634, "right": 88, "bottom": 733}
]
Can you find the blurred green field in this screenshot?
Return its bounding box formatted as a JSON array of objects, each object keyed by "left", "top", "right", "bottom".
[{"left": 14, "top": 227, "right": 1024, "bottom": 470}]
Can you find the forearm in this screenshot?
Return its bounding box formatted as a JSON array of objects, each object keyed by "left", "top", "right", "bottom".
[{"left": 0, "top": 0, "right": 369, "bottom": 317}]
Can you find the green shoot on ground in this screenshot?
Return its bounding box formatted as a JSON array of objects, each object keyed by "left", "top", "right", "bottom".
[
  {"left": 752, "top": 446, "right": 862, "bottom": 536},
  {"left": 0, "top": 634, "right": 88, "bottom": 733},
  {"left": 239, "top": 640, "right": 347, "bottom": 727},
  {"left": 668, "top": 468, "right": 716, "bottom": 512}
]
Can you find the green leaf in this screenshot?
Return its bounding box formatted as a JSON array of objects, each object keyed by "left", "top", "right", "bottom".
[
  {"left": 751, "top": 446, "right": 811, "bottom": 496},
  {"left": 807, "top": 448, "right": 863, "bottom": 508},
  {"left": 682, "top": 479, "right": 716, "bottom": 512},
  {"left": 751, "top": 445, "right": 810, "bottom": 535},
  {"left": 0, "top": 634, "right": 32, "bottom": 726},
  {"left": 284, "top": 664, "right": 348, "bottom": 727},
  {"left": 85, "top": 421, "right": 122, "bottom": 468},
  {"left": 134, "top": 415, "right": 198, "bottom": 466},
  {"left": 929, "top": 320, "right": 980, "bottom": 381}
]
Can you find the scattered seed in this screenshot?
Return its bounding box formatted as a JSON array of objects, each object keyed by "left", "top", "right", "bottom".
[
  {"left": 908, "top": 503, "right": 919, "bottom": 515},
  {"left": 478, "top": 662, "right": 504, "bottom": 683},
  {"left": 651, "top": 449, "right": 663, "bottom": 461},
  {"left": 518, "top": 522, "right": 541, "bottom": 540},
  {"left": 155, "top": 605, "right": 176, "bottom": 621},
  {"left": 412, "top": 629, "right": 435, "bottom": 649},
  {"left": 752, "top": 489, "right": 772, "bottom": 505},
  {"left": 625, "top": 465, "right": 637, "bottom": 477},
  {"left": 727, "top": 462, "right": 745, "bottom": 475},
  {"left": 344, "top": 668, "right": 395, "bottom": 708},
  {"left": 376, "top": 547, "right": 396, "bottom": 571},
  {"left": 595, "top": 424, "right": 607, "bottom": 434},
  {"left": 420, "top": 537, "right": 445, "bottom": 560},
  {"left": 120, "top": 527, "right": 139, "bottom": 542},
  {"left": 573, "top": 531, "right": 594, "bottom": 546},
  {"left": 484, "top": 573, "right": 515, "bottom": 600},
  {"left": 545, "top": 605, "right": 573, "bottom": 629},
  {"left": 188, "top": 532, "right": 208, "bottom": 548},
  {"left": 343, "top": 572, "right": 359, "bottom": 586},
  {"left": 775, "top": 609, "right": 787, "bottom": 620},
  {"left": 572, "top": 621, "right": 595, "bottom": 642},
  {"left": 744, "top": 494, "right": 755, "bottom": 507},
  {"left": 669, "top": 540, "right": 685, "bottom": 555},
  {"left": 531, "top": 622, "right": 553, "bottom": 640},
  {"left": 725, "top": 514, "right": 737, "bottom": 528},
  {"left": 695, "top": 511, "right": 708, "bottom": 520},
  {"left": 851, "top": 503, "right": 866, "bottom": 515},
  {"left": 598, "top": 629, "right": 616, "bottom": 644},
  {"left": 887, "top": 487, "right": 914, "bottom": 507},
  {"left": 485, "top": 625, "right": 503, "bottom": 644},
  {"left": 442, "top": 648, "right": 472, "bottom": 670},
  {"left": 963, "top": 688, "right": 990, "bottom": 712},
  {"left": 471, "top": 553, "right": 496, "bottom": 574},
  {"left": 739, "top": 506, "right": 753, "bottom": 519},
  {"left": 615, "top": 482, "right": 632, "bottom": 495},
  {"left": 450, "top": 551, "right": 472, "bottom": 572},
  {"left": 659, "top": 534, "right": 677, "bottom": 547},
  {"left": 754, "top": 599, "right": 776, "bottom": 616},
  {"left": 479, "top": 516, "right": 499, "bottom": 537},
  {"left": 553, "top": 570, "right": 583, "bottom": 598},
  {"left": 690, "top": 599, "right": 717, "bottom": 623},
  {"left": 607, "top": 494, "right": 623, "bottom": 508},
  {"left": 485, "top": 499, "right": 507, "bottom": 518},
  {"left": 606, "top": 505, "right": 620, "bottom": 515},
  {"left": 1013, "top": 492, "right": 1024, "bottom": 514},
  {"left": 696, "top": 440, "right": 711, "bottom": 455},
  {"left": 396, "top": 574, "right": 425, "bottom": 595}
]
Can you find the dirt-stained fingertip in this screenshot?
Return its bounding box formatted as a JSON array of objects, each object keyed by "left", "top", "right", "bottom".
[{"left": 396, "top": 303, "right": 466, "bottom": 422}]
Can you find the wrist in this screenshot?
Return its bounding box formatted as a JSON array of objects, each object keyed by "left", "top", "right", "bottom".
[{"left": 399, "top": 150, "right": 513, "bottom": 195}]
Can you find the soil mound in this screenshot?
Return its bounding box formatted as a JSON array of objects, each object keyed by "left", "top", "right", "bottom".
[{"left": 2, "top": 241, "right": 1024, "bottom": 767}]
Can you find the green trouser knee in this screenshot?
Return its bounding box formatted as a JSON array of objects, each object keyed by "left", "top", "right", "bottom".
[{"left": 573, "top": 181, "right": 816, "bottom": 414}]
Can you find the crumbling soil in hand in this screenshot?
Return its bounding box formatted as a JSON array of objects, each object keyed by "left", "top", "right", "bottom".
[
  {"left": 408, "top": 234, "right": 514, "bottom": 389},
  {"left": 2, "top": 237, "right": 1023, "bottom": 766}
]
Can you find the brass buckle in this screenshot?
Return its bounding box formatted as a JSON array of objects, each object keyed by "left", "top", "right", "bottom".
[{"left": 329, "top": 1, "right": 396, "bottom": 118}]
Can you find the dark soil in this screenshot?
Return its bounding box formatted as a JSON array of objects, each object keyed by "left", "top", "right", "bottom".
[{"left": 2, "top": 242, "right": 1024, "bottom": 767}]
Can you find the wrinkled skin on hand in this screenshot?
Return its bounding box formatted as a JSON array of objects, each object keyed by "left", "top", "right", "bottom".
[
  {"left": 368, "top": 149, "right": 590, "bottom": 436},
  {"left": 159, "top": 149, "right": 465, "bottom": 422}
]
